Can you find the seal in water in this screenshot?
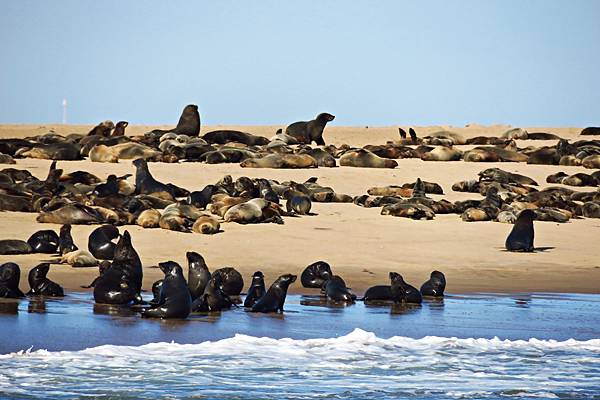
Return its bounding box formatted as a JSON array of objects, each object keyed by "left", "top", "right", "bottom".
[
  {"left": 243, "top": 271, "right": 266, "bottom": 308},
  {"left": 211, "top": 267, "right": 244, "bottom": 296},
  {"left": 390, "top": 272, "right": 422, "bottom": 304},
  {"left": 26, "top": 230, "right": 59, "bottom": 253},
  {"left": 0, "top": 262, "right": 25, "bottom": 298},
  {"left": 27, "top": 263, "right": 64, "bottom": 297},
  {"left": 88, "top": 225, "right": 120, "bottom": 260},
  {"left": 59, "top": 224, "right": 78, "bottom": 255},
  {"left": 187, "top": 251, "right": 211, "bottom": 301},
  {"left": 251, "top": 274, "right": 297, "bottom": 313},
  {"left": 505, "top": 209, "right": 536, "bottom": 252},
  {"left": 285, "top": 113, "right": 335, "bottom": 145},
  {"left": 191, "top": 273, "right": 234, "bottom": 312},
  {"left": 141, "top": 261, "right": 192, "bottom": 319},
  {"left": 324, "top": 275, "right": 355, "bottom": 303},
  {"left": 301, "top": 261, "right": 332, "bottom": 288},
  {"left": 419, "top": 270, "right": 446, "bottom": 297}
]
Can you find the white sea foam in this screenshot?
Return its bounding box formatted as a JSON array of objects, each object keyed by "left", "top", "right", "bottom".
[{"left": 1, "top": 329, "right": 599, "bottom": 399}]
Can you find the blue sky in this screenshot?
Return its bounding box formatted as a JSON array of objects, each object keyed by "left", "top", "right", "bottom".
[{"left": 0, "top": 1, "right": 598, "bottom": 126}]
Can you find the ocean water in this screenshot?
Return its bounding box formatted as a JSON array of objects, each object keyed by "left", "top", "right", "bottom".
[{"left": 1, "top": 293, "right": 600, "bottom": 399}]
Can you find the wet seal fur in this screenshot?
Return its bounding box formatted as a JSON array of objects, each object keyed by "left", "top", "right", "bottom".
[
  {"left": 0, "top": 262, "right": 25, "bottom": 298},
  {"left": 141, "top": 261, "right": 192, "bottom": 319},
  {"left": 419, "top": 271, "right": 446, "bottom": 297},
  {"left": 251, "top": 274, "right": 297, "bottom": 313},
  {"left": 27, "top": 263, "right": 64, "bottom": 296},
  {"left": 244, "top": 271, "right": 266, "bottom": 308},
  {"left": 505, "top": 209, "right": 536, "bottom": 252}
]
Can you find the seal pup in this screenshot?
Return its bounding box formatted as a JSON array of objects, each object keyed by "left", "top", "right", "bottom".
[
  {"left": 187, "top": 251, "right": 211, "bottom": 301},
  {"left": 59, "top": 224, "right": 78, "bottom": 255},
  {"left": 27, "top": 229, "right": 60, "bottom": 254},
  {"left": 0, "top": 262, "right": 25, "bottom": 298},
  {"left": 0, "top": 239, "right": 32, "bottom": 255},
  {"left": 390, "top": 272, "right": 422, "bottom": 304},
  {"left": 244, "top": 271, "right": 266, "bottom": 308},
  {"left": 191, "top": 273, "right": 234, "bottom": 312},
  {"left": 505, "top": 209, "right": 536, "bottom": 252},
  {"left": 59, "top": 249, "right": 99, "bottom": 267},
  {"left": 419, "top": 271, "right": 446, "bottom": 297},
  {"left": 301, "top": 261, "right": 332, "bottom": 288},
  {"left": 88, "top": 225, "right": 120, "bottom": 260},
  {"left": 27, "top": 263, "right": 64, "bottom": 297},
  {"left": 141, "top": 261, "right": 192, "bottom": 319},
  {"left": 285, "top": 113, "right": 335, "bottom": 145},
  {"left": 251, "top": 274, "right": 297, "bottom": 313}
]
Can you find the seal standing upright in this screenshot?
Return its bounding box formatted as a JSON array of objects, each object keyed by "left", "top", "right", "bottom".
[
  {"left": 244, "top": 271, "right": 266, "bottom": 308},
  {"left": 390, "top": 272, "right": 422, "bottom": 304},
  {"left": 285, "top": 113, "right": 335, "bottom": 145},
  {"left": 59, "top": 224, "right": 78, "bottom": 255},
  {"left": 0, "top": 262, "right": 25, "bottom": 298},
  {"left": 505, "top": 209, "right": 536, "bottom": 252},
  {"left": 191, "top": 274, "right": 234, "bottom": 312},
  {"left": 251, "top": 274, "right": 297, "bottom": 313},
  {"left": 419, "top": 271, "right": 446, "bottom": 297},
  {"left": 187, "top": 251, "right": 211, "bottom": 301},
  {"left": 141, "top": 261, "right": 192, "bottom": 319}
]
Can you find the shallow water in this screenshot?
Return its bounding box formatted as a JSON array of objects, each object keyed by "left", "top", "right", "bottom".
[{"left": 1, "top": 293, "right": 600, "bottom": 399}]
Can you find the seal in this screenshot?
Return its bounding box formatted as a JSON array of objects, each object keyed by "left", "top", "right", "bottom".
[
  {"left": 88, "top": 225, "right": 120, "bottom": 260},
  {"left": 141, "top": 261, "right": 192, "bottom": 319},
  {"left": 285, "top": 113, "right": 335, "bottom": 145},
  {"left": 147, "top": 104, "right": 201, "bottom": 138},
  {"left": 324, "top": 275, "right": 355, "bottom": 303},
  {"left": 301, "top": 261, "right": 332, "bottom": 288},
  {"left": 132, "top": 158, "right": 176, "bottom": 199},
  {"left": 80, "top": 260, "right": 111, "bottom": 289},
  {"left": 421, "top": 146, "right": 462, "bottom": 161},
  {"left": 0, "top": 239, "right": 32, "bottom": 255},
  {"left": 87, "top": 120, "right": 114, "bottom": 137},
  {"left": 419, "top": 270, "right": 446, "bottom": 297},
  {"left": 0, "top": 262, "right": 25, "bottom": 298},
  {"left": 149, "top": 278, "right": 163, "bottom": 305},
  {"left": 240, "top": 153, "right": 318, "bottom": 169},
  {"left": 581, "top": 127, "right": 600, "bottom": 135},
  {"left": 112, "top": 121, "right": 129, "bottom": 136},
  {"left": 27, "top": 263, "right": 64, "bottom": 296},
  {"left": 390, "top": 272, "right": 422, "bottom": 304},
  {"left": 59, "top": 249, "right": 99, "bottom": 267},
  {"left": 339, "top": 149, "right": 398, "bottom": 168},
  {"left": 37, "top": 204, "right": 104, "bottom": 225},
  {"left": 363, "top": 285, "right": 393, "bottom": 302},
  {"left": 192, "top": 215, "right": 221, "bottom": 234},
  {"left": 110, "top": 230, "right": 143, "bottom": 302},
  {"left": 190, "top": 273, "right": 234, "bottom": 312},
  {"left": 93, "top": 265, "right": 136, "bottom": 305},
  {"left": 202, "top": 130, "right": 269, "bottom": 146},
  {"left": 251, "top": 274, "right": 297, "bottom": 313},
  {"left": 187, "top": 251, "right": 211, "bottom": 301},
  {"left": 59, "top": 224, "right": 78, "bottom": 255},
  {"left": 285, "top": 191, "right": 312, "bottom": 215},
  {"left": 136, "top": 208, "right": 161, "bottom": 228},
  {"left": 243, "top": 271, "right": 266, "bottom": 308},
  {"left": 92, "top": 174, "right": 120, "bottom": 197},
  {"left": 211, "top": 267, "right": 244, "bottom": 296},
  {"left": 505, "top": 209, "right": 536, "bottom": 252}
]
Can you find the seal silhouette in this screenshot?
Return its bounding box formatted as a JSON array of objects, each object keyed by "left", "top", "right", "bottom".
[
  {"left": 187, "top": 251, "right": 211, "bottom": 301},
  {"left": 251, "top": 274, "right": 297, "bottom": 313},
  {"left": 88, "top": 225, "right": 120, "bottom": 260},
  {"left": 505, "top": 209, "right": 536, "bottom": 252}
]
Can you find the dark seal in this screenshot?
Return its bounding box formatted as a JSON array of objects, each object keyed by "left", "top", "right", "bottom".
[
  {"left": 88, "top": 225, "right": 120, "bottom": 260},
  {"left": 141, "top": 261, "right": 192, "bottom": 319},
  {"left": 285, "top": 113, "right": 335, "bottom": 145},
  {"left": 59, "top": 224, "right": 78, "bottom": 255},
  {"left": 211, "top": 267, "right": 244, "bottom": 296},
  {"left": 27, "top": 263, "right": 64, "bottom": 297},
  {"left": 187, "top": 251, "right": 211, "bottom": 301},
  {"left": 390, "top": 272, "right": 422, "bottom": 304},
  {"left": 243, "top": 271, "right": 266, "bottom": 308},
  {"left": 0, "top": 262, "right": 25, "bottom": 298},
  {"left": 0, "top": 239, "right": 32, "bottom": 255},
  {"left": 251, "top": 274, "right": 297, "bottom": 313},
  {"left": 505, "top": 209, "right": 536, "bottom": 252},
  {"left": 191, "top": 273, "right": 234, "bottom": 312},
  {"left": 419, "top": 271, "right": 446, "bottom": 297},
  {"left": 26, "top": 230, "right": 59, "bottom": 253},
  {"left": 324, "top": 275, "right": 355, "bottom": 303},
  {"left": 301, "top": 261, "right": 332, "bottom": 288}
]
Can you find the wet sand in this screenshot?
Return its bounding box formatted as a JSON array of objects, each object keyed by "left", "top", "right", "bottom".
[
  {"left": 1, "top": 124, "right": 599, "bottom": 296},
  {"left": 1, "top": 292, "right": 599, "bottom": 353}
]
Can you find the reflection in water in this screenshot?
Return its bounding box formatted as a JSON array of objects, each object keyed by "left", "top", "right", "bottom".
[
  {"left": 512, "top": 294, "right": 532, "bottom": 308},
  {"left": 300, "top": 296, "right": 355, "bottom": 309},
  {"left": 0, "top": 300, "right": 18, "bottom": 315},
  {"left": 390, "top": 303, "right": 422, "bottom": 315},
  {"left": 28, "top": 298, "right": 47, "bottom": 314},
  {"left": 93, "top": 303, "right": 138, "bottom": 317},
  {"left": 424, "top": 297, "right": 445, "bottom": 308}
]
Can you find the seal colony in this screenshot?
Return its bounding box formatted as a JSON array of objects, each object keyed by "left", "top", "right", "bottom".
[{"left": 0, "top": 106, "right": 599, "bottom": 298}]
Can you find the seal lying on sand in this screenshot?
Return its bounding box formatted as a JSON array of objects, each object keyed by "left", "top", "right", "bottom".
[{"left": 339, "top": 149, "right": 398, "bottom": 168}]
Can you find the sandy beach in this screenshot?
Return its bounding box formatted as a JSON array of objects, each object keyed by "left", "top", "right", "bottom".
[{"left": 1, "top": 124, "right": 598, "bottom": 296}]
